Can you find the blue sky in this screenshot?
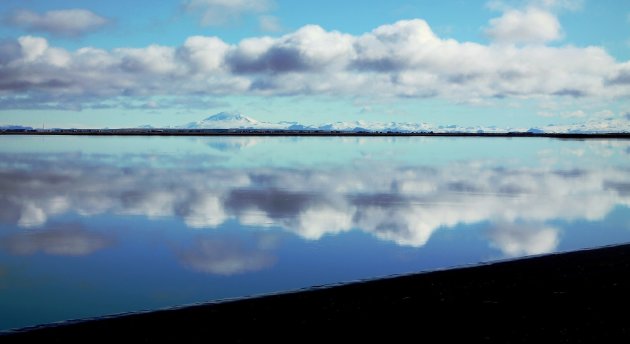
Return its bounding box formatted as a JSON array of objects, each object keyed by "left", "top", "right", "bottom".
[{"left": 0, "top": 0, "right": 629, "bottom": 129}]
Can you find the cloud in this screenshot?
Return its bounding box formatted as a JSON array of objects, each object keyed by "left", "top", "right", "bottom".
[
  {"left": 485, "top": 7, "right": 562, "bottom": 44},
  {"left": 0, "top": 223, "right": 114, "bottom": 256},
  {"left": 178, "top": 36, "right": 230, "bottom": 73},
  {"left": 183, "top": 0, "right": 271, "bottom": 26},
  {"left": 537, "top": 109, "right": 585, "bottom": 118},
  {"left": 487, "top": 0, "right": 583, "bottom": 12},
  {"left": 259, "top": 15, "right": 281, "bottom": 32},
  {"left": 536, "top": 0, "right": 583, "bottom": 11},
  {"left": 608, "top": 63, "right": 630, "bottom": 85},
  {"left": 178, "top": 236, "right": 276, "bottom": 275},
  {"left": 536, "top": 117, "right": 630, "bottom": 133},
  {"left": 0, "top": 15, "right": 628, "bottom": 109},
  {"left": 228, "top": 24, "right": 354, "bottom": 75},
  {"left": 5, "top": 9, "right": 109, "bottom": 37}
]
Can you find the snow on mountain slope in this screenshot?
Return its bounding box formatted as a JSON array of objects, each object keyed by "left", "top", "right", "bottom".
[
  {"left": 184, "top": 112, "right": 285, "bottom": 129},
  {"left": 149, "top": 112, "right": 630, "bottom": 134}
]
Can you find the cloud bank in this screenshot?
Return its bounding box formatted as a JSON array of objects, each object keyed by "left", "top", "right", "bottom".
[
  {"left": 0, "top": 11, "right": 628, "bottom": 110},
  {"left": 4, "top": 9, "right": 109, "bottom": 37}
]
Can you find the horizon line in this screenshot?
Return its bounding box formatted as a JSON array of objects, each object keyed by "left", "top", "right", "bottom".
[{"left": 2, "top": 128, "right": 629, "bottom": 139}]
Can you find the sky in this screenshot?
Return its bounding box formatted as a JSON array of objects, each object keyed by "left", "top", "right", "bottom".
[{"left": 0, "top": 0, "right": 629, "bottom": 129}]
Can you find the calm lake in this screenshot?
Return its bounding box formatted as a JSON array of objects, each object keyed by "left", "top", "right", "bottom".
[{"left": 1, "top": 135, "right": 629, "bottom": 332}]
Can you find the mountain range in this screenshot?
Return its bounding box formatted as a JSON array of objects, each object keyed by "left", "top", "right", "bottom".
[
  {"left": 182, "top": 112, "right": 490, "bottom": 133},
  {"left": 177, "top": 112, "right": 628, "bottom": 134},
  {"left": 2, "top": 112, "right": 628, "bottom": 134}
]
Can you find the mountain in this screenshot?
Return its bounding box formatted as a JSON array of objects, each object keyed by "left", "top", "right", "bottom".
[
  {"left": 173, "top": 112, "right": 630, "bottom": 134},
  {"left": 301, "top": 120, "right": 436, "bottom": 133},
  {"left": 182, "top": 113, "right": 438, "bottom": 132},
  {"left": 184, "top": 112, "right": 281, "bottom": 129},
  {"left": 0, "top": 125, "right": 34, "bottom": 130}
]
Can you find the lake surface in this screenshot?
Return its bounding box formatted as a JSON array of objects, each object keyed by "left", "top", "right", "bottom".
[{"left": 1, "top": 135, "right": 629, "bottom": 332}]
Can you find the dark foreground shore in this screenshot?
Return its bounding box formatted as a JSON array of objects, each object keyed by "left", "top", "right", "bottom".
[{"left": 4, "top": 243, "right": 630, "bottom": 342}]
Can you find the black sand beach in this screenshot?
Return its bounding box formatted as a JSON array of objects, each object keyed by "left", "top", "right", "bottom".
[{"left": 3, "top": 243, "right": 630, "bottom": 342}]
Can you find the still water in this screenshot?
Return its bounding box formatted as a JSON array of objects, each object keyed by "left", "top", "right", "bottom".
[{"left": 1, "top": 135, "right": 629, "bottom": 331}]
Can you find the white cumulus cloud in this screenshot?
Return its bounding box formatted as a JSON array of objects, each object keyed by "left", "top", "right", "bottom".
[
  {"left": 0, "top": 16, "right": 628, "bottom": 112},
  {"left": 485, "top": 7, "right": 562, "bottom": 44}
]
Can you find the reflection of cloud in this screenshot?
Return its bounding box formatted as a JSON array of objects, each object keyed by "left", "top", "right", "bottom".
[
  {"left": 605, "top": 182, "right": 630, "bottom": 197},
  {"left": 487, "top": 223, "right": 560, "bottom": 257},
  {"left": 121, "top": 190, "right": 177, "bottom": 218},
  {"left": 293, "top": 205, "right": 354, "bottom": 240},
  {"left": 353, "top": 204, "right": 437, "bottom": 247},
  {"left": 182, "top": 194, "right": 228, "bottom": 228},
  {"left": 17, "top": 202, "right": 47, "bottom": 228},
  {"left": 0, "top": 223, "right": 114, "bottom": 256},
  {"left": 178, "top": 236, "right": 276, "bottom": 275},
  {"left": 1, "top": 152, "right": 629, "bottom": 249}
]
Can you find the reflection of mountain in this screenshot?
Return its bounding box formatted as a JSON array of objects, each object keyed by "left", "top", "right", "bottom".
[
  {"left": 1, "top": 152, "right": 629, "bottom": 253},
  {"left": 204, "top": 137, "right": 262, "bottom": 152},
  {"left": 0, "top": 222, "right": 113, "bottom": 256}
]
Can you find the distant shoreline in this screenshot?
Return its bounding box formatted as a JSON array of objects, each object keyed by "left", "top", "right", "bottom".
[{"left": 2, "top": 129, "right": 630, "bottom": 139}]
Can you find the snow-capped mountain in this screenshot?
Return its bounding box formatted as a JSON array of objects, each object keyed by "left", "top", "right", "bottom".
[
  {"left": 318, "top": 120, "right": 434, "bottom": 133},
  {"left": 184, "top": 112, "right": 286, "bottom": 129},
  {"left": 179, "top": 113, "right": 437, "bottom": 132},
  {"left": 150, "top": 112, "right": 630, "bottom": 134},
  {"left": 0, "top": 125, "right": 34, "bottom": 130}
]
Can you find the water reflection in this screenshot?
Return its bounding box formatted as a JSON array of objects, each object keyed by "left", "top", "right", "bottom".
[
  {"left": 486, "top": 223, "right": 560, "bottom": 257},
  {"left": 1, "top": 137, "right": 629, "bottom": 332},
  {"left": 0, "top": 222, "right": 113, "bottom": 256},
  {"left": 203, "top": 137, "right": 261, "bottom": 152},
  {"left": 1, "top": 152, "right": 629, "bottom": 250},
  {"left": 177, "top": 235, "right": 277, "bottom": 275}
]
